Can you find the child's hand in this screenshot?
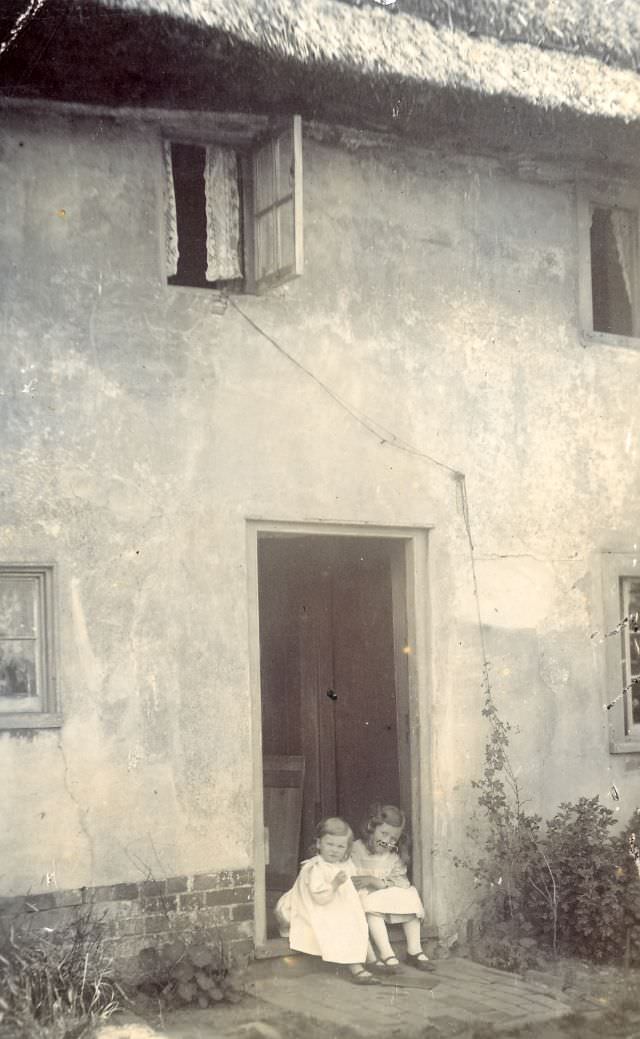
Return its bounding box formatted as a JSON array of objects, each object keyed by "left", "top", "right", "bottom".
[
  {"left": 351, "top": 875, "right": 372, "bottom": 890},
  {"left": 332, "top": 870, "right": 348, "bottom": 889},
  {"left": 352, "top": 875, "right": 387, "bottom": 890}
]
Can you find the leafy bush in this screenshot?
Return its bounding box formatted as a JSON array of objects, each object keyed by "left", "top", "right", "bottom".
[
  {"left": 529, "top": 797, "right": 625, "bottom": 962},
  {"left": 136, "top": 936, "right": 247, "bottom": 1009},
  {"left": 459, "top": 687, "right": 640, "bottom": 968},
  {"left": 0, "top": 908, "right": 123, "bottom": 1038}
]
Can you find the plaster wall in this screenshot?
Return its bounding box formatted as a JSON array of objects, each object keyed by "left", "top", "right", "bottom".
[{"left": 1, "top": 111, "right": 639, "bottom": 932}]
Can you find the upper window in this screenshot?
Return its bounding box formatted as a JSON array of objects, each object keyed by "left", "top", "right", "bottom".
[
  {"left": 0, "top": 565, "right": 59, "bottom": 729},
  {"left": 578, "top": 184, "right": 640, "bottom": 346},
  {"left": 163, "top": 115, "right": 303, "bottom": 295},
  {"left": 602, "top": 552, "right": 640, "bottom": 753}
]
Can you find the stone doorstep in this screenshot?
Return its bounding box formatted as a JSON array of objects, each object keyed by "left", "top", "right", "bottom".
[
  {"left": 92, "top": 966, "right": 579, "bottom": 1039},
  {"left": 249, "top": 958, "right": 575, "bottom": 1037},
  {"left": 489, "top": 1010, "right": 570, "bottom": 1035},
  {"left": 523, "top": 968, "right": 567, "bottom": 991},
  {"left": 434, "top": 973, "right": 571, "bottom": 1001}
]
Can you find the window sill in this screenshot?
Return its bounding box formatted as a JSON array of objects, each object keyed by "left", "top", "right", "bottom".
[
  {"left": 166, "top": 283, "right": 230, "bottom": 310},
  {"left": 0, "top": 713, "right": 62, "bottom": 731},
  {"left": 581, "top": 330, "right": 640, "bottom": 352},
  {"left": 610, "top": 737, "right": 640, "bottom": 755}
]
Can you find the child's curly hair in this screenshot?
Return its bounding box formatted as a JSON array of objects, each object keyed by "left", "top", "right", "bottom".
[
  {"left": 360, "top": 803, "right": 411, "bottom": 865},
  {"left": 310, "top": 816, "right": 354, "bottom": 860}
]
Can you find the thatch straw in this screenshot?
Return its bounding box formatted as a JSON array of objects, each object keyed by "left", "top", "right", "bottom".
[
  {"left": 100, "top": 0, "right": 640, "bottom": 123},
  {"left": 374, "top": 0, "right": 640, "bottom": 73}
]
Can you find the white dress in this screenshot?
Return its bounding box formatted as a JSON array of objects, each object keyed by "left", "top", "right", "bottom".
[
  {"left": 275, "top": 855, "right": 369, "bottom": 964},
  {"left": 351, "top": 839, "right": 425, "bottom": 923}
]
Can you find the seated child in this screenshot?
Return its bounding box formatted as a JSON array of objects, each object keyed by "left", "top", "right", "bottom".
[
  {"left": 351, "top": 802, "right": 435, "bottom": 973},
  {"left": 275, "top": 816, "right": 379, "bottom": 985}
]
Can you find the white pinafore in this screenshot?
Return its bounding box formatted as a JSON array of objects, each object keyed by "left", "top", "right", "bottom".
[
  {"left": 275, "top": 855, "right": 369, "bottom": 964},
  {"left": 351, "top": 839, "right": 425, "bottom": 922}
]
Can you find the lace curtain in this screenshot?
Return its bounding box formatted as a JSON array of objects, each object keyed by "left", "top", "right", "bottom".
[
  {"left": 163, "top": 141, "right": 179, "bottom": 278},
  {"left": 204, "top": 146, "right": 242, "bottom": 282}
]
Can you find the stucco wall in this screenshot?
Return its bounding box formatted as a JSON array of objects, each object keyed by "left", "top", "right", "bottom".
[{"left": 1, "top": 110, "right": 639, "bottom": 935}]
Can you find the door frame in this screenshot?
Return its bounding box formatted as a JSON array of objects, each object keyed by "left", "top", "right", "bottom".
[{"left": 246, "top": 519, "right": 433, "bottom": 955}]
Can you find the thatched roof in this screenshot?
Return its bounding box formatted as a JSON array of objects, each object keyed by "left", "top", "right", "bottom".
[
  {"left": 349, "top": 0, "right": 640, "bottom": 74},
  {"left": 1, "top": 0, "right": 640, "bottom": 166},
  {"left": 97, "top": 0, "right": 640, "bottom": 123}
]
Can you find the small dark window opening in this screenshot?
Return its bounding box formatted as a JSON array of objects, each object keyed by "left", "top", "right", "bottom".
[
  {"left": 168, "top": 143, "right": 244, "bottom": 291},
  {"left": 590, "top": 206, "right": 634, "bottom": 337}
]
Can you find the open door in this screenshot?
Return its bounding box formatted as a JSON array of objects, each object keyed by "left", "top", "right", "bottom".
[{"left": 257, "top": 534, "right": 412, "bottom": 938}]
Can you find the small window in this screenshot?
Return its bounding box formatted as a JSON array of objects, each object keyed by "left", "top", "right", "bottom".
[
  {"left": 578, "top": 185, "right": 640, "bottom": 346},
  {"left": 602, "top": 553, "right": 640, "bottom": 753},
  {"left": 0, "top": 566, "right": 59, "bottom": 729},
  {"left": 590, "top": 207, "right": 638, "bottom": 337},
  {"left": 163, "top": 116, "right": 303, "bottom": 295}
]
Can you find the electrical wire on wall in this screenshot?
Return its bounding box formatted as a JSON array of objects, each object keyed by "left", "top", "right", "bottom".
[{"left": 228, "top": 296, "right": 493, "bottom": 692}]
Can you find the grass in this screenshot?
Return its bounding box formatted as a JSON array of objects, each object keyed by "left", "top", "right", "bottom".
[{"left": 0, "top": 908, "right": 124, "bottom": 1038}]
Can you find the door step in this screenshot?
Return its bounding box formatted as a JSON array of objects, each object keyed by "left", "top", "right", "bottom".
[{"left": 251, "top": 951, "right": 319, "bottom": 980}]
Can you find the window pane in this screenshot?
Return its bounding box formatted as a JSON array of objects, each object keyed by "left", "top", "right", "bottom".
[
  {"left": 0, "top": 577, "right": 36, "bottom": 638},
  {"left": 277, "top": 132, "right": 293, "bottom": 201},
  {"left": 627, "top": 580, "right": 640, "bottom": 725},
  {"left": 256, "top": 210, "right": 276, "bottom": 281},
  {"left": 0, "top": 640, "right": 40, "bottom": 710},
  {"left": 255, "top": 141, "right": 275, "bottom": 213},
  {"left": 278, "top": 200, "right": 295, "bottom": 271},
  {"left": 591, "top": 206, "right": 636, "bottom": 337}
]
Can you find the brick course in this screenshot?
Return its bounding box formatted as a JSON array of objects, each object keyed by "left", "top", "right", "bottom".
[{"left": 0, "top": 869, "right": 255, "bottom": 968}]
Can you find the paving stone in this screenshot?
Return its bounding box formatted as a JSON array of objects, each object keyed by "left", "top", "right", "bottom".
[{"left": 250, "top": 956, "right": 572, "bottom": 1037}]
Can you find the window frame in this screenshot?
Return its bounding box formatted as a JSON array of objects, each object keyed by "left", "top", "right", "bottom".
[
  {"left": 163, "top": 114, "right": 303, "bottom": 296},
  {"left": 242, "top": 114, "right": 304, "bottom": 294},
  {"left": 602, "top": 552, "right": 640, "bottom": 753},
  {"left": 0, "top": 564, "right": 60, "bottom": 730},
  {"left": 577, "top": 181, "right": 640, "bottom": 350}
]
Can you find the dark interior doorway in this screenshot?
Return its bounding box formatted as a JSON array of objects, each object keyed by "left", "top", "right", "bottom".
[{"left": 257, "top": 533, "right": 411, "bottom": 938}]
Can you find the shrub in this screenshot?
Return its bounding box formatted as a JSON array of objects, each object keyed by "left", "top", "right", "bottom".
[
  {"left": 460, "top": 687, "right": 640, "bottom": 968},
  {"left": 531, "top": 797, "right": 626, "bottom": 962},
  {"left": 136, "top": 936, "right": 247, "bottom": 1009},
  {"left": 0, "top": 908, "right": 123, "bottom": 1037}
]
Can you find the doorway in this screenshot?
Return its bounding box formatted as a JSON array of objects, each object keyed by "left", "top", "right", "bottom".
[{"left": 255, "top": 532, "right": 415, "bottom": 940}]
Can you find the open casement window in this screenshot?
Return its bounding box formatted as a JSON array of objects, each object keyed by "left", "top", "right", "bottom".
[
  {"left": 0, "top": 566, "right": 59, "bottom": 729},
  {"left": 164, "top": 116, "right": 303, "bottom": 294},
  {"left": 578, "top": 183, "right": 640, "bottom": 347},
  {"left": 602, "top": 553, "right": 640, "bottom": 752},
  {"left": 241, "top": 116, "right": 303, "bottom": 293}
]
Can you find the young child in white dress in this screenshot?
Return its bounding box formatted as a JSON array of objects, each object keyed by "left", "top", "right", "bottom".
[
  {"left": 351, "top": 802, "right": 435, "bottom": 974},
  {"left": 275, "top": 816, "right": 380, "bottom": 985}
]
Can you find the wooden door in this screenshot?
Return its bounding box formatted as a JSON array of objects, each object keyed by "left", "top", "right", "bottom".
[
  {"left": 298, "top": 562, "right": 338, "bottom": 851},
  {"left": 263, "top": 754, "right": 305, "bottom": 928},
  {"left": 258, "top": 535, "right": 407, "bottom": 934},
  {"left": 330, "top": 541, "right": 401, "bottom": 830},
  {"left": 294, "top": 538, "right": 401, "bottom": 844}
]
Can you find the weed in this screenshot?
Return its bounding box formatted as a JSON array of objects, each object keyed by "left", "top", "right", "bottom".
[
  {"left": 137, "top": 935, "right": 247, "bottom": 1009},
  {"left": 0, "top": 907, "right": 123, "bottom": 1037}
]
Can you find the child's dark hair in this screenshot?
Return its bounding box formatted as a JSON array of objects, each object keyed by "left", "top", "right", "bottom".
[
  {"left": 310, "top": 816, "right": 354, "bottom": 860},
  {"left": 361, "top": 803, "right": 411, "bottom": 864}
]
